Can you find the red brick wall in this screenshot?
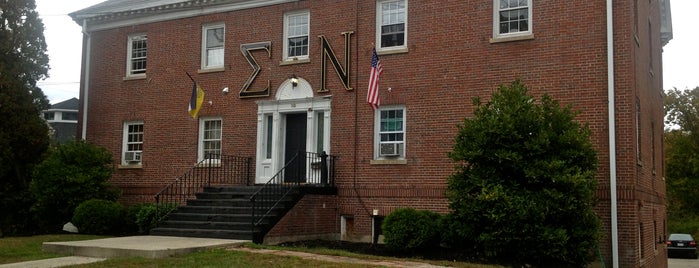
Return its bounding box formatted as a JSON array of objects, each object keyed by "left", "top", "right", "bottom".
[
  {"left": 265, "top": 195, "right": 338, "bottom": 244},
  {"left": 77, "top": 1, "right": 667, "bottom": 267}
]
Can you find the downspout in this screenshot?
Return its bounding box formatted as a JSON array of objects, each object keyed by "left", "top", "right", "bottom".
[
  {"left": 80, "top": 19, "right": 91, "bottom": 140},
  {"left": 606, "top": 0, "right": 619, "bottom": 267}
]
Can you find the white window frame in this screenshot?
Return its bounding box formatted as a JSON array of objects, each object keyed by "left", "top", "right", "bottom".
[
  {"left": 373, "top": 105, "right": 406, "bottom": 160},
  {"left": 375, "top": 0, "right": 408, "bottom": 53},
  {"left": 122, "top": 121, "right": 144, "bottom": 165},
  {"left": 198, "top": 117, "right": 223, "bottom": 163},
  {"left": 492, "top": 0, "right": 533, "bottom": 40},
  {"left": 126, "top": 33, "right": 147, "bottom": 77},
  {"left": 283, "top": 10, "right": 310, "bottom": 61},
  {"left": 201, "top": 23, "right": 225, "bottom": 70}
]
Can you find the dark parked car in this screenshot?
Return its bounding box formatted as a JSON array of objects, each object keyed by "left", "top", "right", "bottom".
[{"left": 667, "top": 233, "right": 698, "bottom": 259}]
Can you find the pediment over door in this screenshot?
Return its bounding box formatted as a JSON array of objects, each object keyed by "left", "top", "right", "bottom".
[{"left": 276, "top": 77, "right": 313, "bottom": 100}]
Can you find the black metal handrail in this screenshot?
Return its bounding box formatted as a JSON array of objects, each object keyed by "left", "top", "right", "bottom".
[
  {"left": 154, "top": 154, "right": 252, "bottom": 221},
  {"left": 249, "top": 151, "right": 336, "bottom": 239}
]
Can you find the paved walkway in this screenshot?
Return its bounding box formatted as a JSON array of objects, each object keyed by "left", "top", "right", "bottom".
[
  {"left": 0, "top": 236, "right": 449, "bottom": 268},
  {"left": 0, "top": 257, "right": 105, "bottom": 268},
  {"left": 232, "top": 247, "right": 449, "bottom": 268}
]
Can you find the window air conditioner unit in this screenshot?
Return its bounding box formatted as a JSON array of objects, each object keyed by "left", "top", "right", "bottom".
[
  {"left": 379, "top": 143, "right": 400, "bottom": 157},
  {"left": 124, "top": 152, "right": 141, "bottom": 163}
]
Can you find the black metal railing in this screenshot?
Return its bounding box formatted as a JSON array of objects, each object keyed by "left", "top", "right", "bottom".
[
  {"left": 249, "top": 151, "right": 336, "bottom": 239},
  {"left": 154, "top": 154, "right": 252, "bottom": 221}
]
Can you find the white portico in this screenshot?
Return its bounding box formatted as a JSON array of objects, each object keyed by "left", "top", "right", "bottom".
[{"left": 255, "top": 77, "right": 332, "bottom": 184}]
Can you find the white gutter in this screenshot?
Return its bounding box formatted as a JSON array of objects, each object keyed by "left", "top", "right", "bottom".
[
  {"left": 606, "top": 0, "right": 619, "bottom": 267},
  {"left": 81, "top": 19, "right": 91, "bottom": 140}
]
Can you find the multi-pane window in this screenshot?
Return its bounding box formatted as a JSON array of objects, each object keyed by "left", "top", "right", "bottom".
[
  {"left": 127, "top": 34, "right": 147, "bottom": 76},
  {"left": 376, "top": 107, "right": 405, "bottom": 158},
  {"left": 199, "top": 118, "right": 222, "bottom": 161},
  {"left": 376, "top": 0, "right": 407, "bottom": 50},
  {"left": 494, "top": 0, "right": 532, "bottom": 37},
  {"left": 202, "top": 24, "right": 224, "bottom": 69},
  {"left": 123, "top": 122, "right": 144, "bottom": 165},
  {"left": 62, "top": 112, "right": 78, "bottom": 121},
  {"left": 284, "top": 11, "right": 309, "bottom": 60}
]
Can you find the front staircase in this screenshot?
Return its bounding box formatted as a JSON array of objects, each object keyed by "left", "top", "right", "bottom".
[
  {"left": 149, "top": 152, "right": 336, "bottom": 243},
  {"left": 150, "top": 185, "right": 302, "bottom": 240}
]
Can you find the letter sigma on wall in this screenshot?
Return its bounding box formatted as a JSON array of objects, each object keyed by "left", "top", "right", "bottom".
[{"left": 239, "top": 41, "right": 271, "bottom": 98}]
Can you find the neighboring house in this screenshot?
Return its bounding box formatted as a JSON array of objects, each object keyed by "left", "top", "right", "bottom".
[
  {"left": 70, "top": 0, "right": 672, "bottom": 267},
  {"left": 43, "top": 97, "right": 79, "bottom": 143}
]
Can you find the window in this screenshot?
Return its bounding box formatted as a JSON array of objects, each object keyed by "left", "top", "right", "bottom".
[
  {"left": 199, "top": 118, "right": 222, "bottom": 161},
  {"left": 62, "top": 112, "right": 78, "bottom": 121},
  {"left": 493, "top": 0, "right": 532, "bottom": 38},
  {"left": 44, "top": 112, "right": 54, "bottom": 120},
  {"left": 122, "top": 122, "right": 144, "bottom": 165},
  {"left": 315, "top": 111, "right": 325, "bottom": 153},
  {"left": 201, "top": 24, "right": 224, "bottom": 69},
  {"left": 376, "top": 0, "right": 407, "bottom": 51},
  {"left": 126, "top": 34, "right": 147, "bottom": 77},
  {"left": 375, "top": 106, "right": 405, "bottom": 159},
  {"left": 265, "top": 115, "right": 273, "bottom": 159},
  {"left": 283, "top": 11, "right": 309, "bottom": 61}
]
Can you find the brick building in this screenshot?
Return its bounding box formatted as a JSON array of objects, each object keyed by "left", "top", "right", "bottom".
[{"left": 70, "top": 0, "right": 672, "bottom": 267}]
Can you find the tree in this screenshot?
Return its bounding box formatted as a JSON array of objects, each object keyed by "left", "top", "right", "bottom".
[
  {"left": 0, "top": 0, "right": 51, "bottom": 235},
  {"left": 664, "top": 87, "right": 699, "bottom": 217},
  {"left": 445, "top": 80, "right": 600, "bottom": 266}
]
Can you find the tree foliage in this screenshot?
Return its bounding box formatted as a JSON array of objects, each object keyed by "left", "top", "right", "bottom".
[
  {"left": 30, "top": 141, "right": 119, "bottom": 231},
  {"left": 664, "top": 87, "right": 699, "bottom": 217},
  {"left": 446, "top": 80, "right": 600, "bottom": 267},
  {"left": 0, "top": 0, "right": 51, "bottom": 236}
]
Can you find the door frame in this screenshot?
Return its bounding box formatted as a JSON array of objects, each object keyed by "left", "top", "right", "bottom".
[{"left": 255, "top": 96, "right": 331, "bottom": 184}]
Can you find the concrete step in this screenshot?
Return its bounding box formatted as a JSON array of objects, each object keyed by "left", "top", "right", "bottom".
[
  {"left": 42, "top": 236, "right": 246, "bottom": 259},
  {"left": 157, "top": 220, "right": 253, "bottom": 230},
  {"left": 149, "top": 228, "right": 255, "bottom": 240}
]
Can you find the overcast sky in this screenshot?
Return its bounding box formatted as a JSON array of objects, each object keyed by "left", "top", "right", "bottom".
[{"left": 35, "top": 1, "right": 699, "bottom": 104}]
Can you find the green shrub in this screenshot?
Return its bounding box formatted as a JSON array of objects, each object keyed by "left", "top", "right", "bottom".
[
  {"left": 123, "top": 203, "right": 150, "bottom": 235},
  {"left": 135, "top": 203, "right": 178, "bottom": 234},
  {"left": 382, "top": 208, "right": 442, "bottom": 252},
  {"left": 72, "top": 199, "right": 124, "bottom": 235},
  {"left": 446, "top": 80, "right": 600, "bottom": 267},
  {"left": 30, "top": 140, "right": 119, "bottom": 231}
]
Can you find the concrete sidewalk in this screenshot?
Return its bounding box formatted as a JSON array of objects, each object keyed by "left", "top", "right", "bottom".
[
  {"left": 0, "top": 256, "right": 106, "bottom": 268},
  {"left": 0, "top": 236, "right": 247, "bottom": 268},
  {"left": 1, "top": 236, "right": 449, "bottom": 268}
]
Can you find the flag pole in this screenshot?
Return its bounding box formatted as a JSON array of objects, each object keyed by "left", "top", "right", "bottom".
[{"left": 185, "top": 71, "right": 195, "bottom": 82}]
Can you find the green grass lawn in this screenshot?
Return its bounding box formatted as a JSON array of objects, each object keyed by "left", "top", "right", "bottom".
[
  {"left": 0, "top": 234, "right": 106, "bottom": 264},
  {"left": 0, "top": 235, "right": 501, "bottom": 268}
]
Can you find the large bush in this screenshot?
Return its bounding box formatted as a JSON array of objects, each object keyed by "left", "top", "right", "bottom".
[
  {"left": 30, "top": 140, "right": 119, "bottom": 231},
  {"left": 382, "top": 208, "right": 442, "bottom": 252},
  {"left": 446, "top": 80, "right": 600, "bottom": 266},
  {"left": 72, "top": 199, "right": 124, "bottom": 235}
]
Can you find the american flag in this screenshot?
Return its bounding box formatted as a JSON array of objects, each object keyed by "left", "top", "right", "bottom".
[{"left": 367, "top": 48, "right": 383, "bottom": 110}]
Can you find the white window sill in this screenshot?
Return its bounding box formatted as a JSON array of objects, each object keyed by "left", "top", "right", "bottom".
[
  {"left": 123, "top": 74, "right": 146, "bottom": 81},
  {"left": 198, "top": 67, "right": 225, "bottom": 74},
  {"left": 370, "top": 159, "right": 407, "bottom": 165},
  {"left": 118, "top": 163, "right": 142, "bottom": 169},
  {"left": 376, "top": 47, "right": 408, "bottom": 56},
  {"left": 280, "top": 57, "right": 310, "bottom": 66},
  {"left": 490, "top": 33, "right": 535, "bottom": 44}
]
